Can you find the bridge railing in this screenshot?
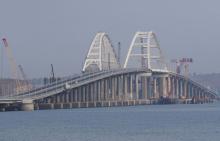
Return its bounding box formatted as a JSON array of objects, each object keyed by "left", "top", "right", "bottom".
[
  {"left": 14, "top": 69, "right": 120, "bottom": 99},
  {"left": 29, "top": 68, "right": 151, "bottom": 100},
  {"left": 13, "top": 68, "right": 150, "bottom": 100},
  {"left": 168, "top": 71, "right": 218, "bottom": 97},
  {"left": 13, "top": 71, "right": 103, "bottom": 96},
  {"left": 5, "top": 67, "right": 218, "bottom": 100}
]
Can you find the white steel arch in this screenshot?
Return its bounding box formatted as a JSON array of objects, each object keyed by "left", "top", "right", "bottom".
[
  {"left": 124, "top": 31, "right": 168, "bottom": 71},
  {"left": 82, "top": 32, "right": 120, "bottom": 72}
]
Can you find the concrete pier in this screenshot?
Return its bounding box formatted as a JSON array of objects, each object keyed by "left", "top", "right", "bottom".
[
  {"left": 21, "top": 99, "right": 34, "bottom": 111},
  {"left": 35, "top": 99, "right": 153, "bottom": 110}
]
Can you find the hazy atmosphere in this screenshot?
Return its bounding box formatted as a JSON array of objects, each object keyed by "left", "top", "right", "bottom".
[
  {"left": 1, "top": 1, "right": 220, "bottom": 141},
  {"left": 0, "top": 0, "right": 220, "bottom": 78}
]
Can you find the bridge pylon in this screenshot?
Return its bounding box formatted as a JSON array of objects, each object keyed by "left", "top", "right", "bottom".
[
  {"left": 124, "top": 31, "right": 168, "bottom": 71},
  {"left": 82, "top": 32, "right": 120, "bottom": 72}
]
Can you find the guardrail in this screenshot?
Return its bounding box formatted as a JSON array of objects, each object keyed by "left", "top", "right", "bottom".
[
  {"left": 3, "top": 68, "right": 218, "bottom": 100},
  {"left": 13, "top": 68, "right": 150, "bottom": 100}
]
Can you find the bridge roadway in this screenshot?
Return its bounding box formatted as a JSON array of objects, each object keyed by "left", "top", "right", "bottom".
[
  {"left": 13, "top": 68, "right": 147, "bottom": 99},
  {"left": 0, "top": 68, "right": 218, "bottom": 111}
]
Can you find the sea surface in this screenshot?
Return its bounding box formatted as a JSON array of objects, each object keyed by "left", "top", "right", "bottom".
[{"left": 0, "top": 103, "right": 220, "bottom": 141}]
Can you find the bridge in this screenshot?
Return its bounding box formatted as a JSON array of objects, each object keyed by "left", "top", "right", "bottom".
[{"left": 0, "top": 31, "right": 218, "bottom": 111}]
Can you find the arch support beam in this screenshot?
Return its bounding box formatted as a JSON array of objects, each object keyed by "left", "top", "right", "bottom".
[
  {"left": 124, "top": 31, "right": 167, "bottom": 71},
  {"left": 83, "top": 32, "right": 120, "bottom": 72}
]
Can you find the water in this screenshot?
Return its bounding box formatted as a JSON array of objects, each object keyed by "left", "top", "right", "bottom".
[{"left": 0, "top": 103, "right": 220, "bottom": 141}]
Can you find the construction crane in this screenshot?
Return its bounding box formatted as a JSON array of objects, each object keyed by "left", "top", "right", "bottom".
[
  {"left": 171, "top": 58, "right": 193, "bottom": 78},
  {"left": 117, "top": 42, "right": 121, "bottom": 67},
  {"left": 18, "top": 64, "right": 32, "bottom": 91},
  {"left": 171, "top": 58, "right": 193, "bottom": 100},
  {"left": 1, "top": 44, "right": 3, "bottom": 78},
  {"left": 181, "top": 58, "right": 193, "bottom": 79},
  {"left": 2, "top": 38, "right": 22, "bottom": 94},
  {"left": 50, "top": 64, "right": 55, "bottom": 83},
  {"left": 43, "top": 64, "right": 55, "bottom": 85}
]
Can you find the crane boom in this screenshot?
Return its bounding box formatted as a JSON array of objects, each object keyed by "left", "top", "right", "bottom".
[
  {"left": 18, "top": 64, "right": 32, "bottom": 91},
  {"left": 18, "top": 65, "right": 27, "bottom": 81}
]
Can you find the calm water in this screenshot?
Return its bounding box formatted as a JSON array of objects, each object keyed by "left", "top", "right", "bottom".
[{"left": 0, "top": 103, "right": 220, "bottom": 141}]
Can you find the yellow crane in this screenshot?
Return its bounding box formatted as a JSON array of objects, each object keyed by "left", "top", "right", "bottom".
[{"left": 18, "top": 64, "right": 32, "bottom": 91}]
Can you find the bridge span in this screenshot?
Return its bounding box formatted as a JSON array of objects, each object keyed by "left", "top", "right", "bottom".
[
  {"left": 0, "top": 31, "right": 218, "bottom": 111},
  {"left": 0, "top": 68, "right": 218, "bottom": 111}
]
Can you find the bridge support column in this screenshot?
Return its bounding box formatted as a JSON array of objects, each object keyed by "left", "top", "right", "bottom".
[
  {"left": 116, "top": 76, "right": 119, "bottom": 101},
  {"left": 94, "top": 82, "right": 98, "bottom": 101},
  {"left": 82, "top": 86, "right": 86, "bottom": 102},
  {"left": 179, "top": 80, "right": 182, "bottom": 98},
  {"left": 129, "top": 75, "right": 133, "bottom": 100},
  {"left": 184, "top": 81, "right": 187, "bottom": 99},
  {"left": 187, "top": 83, "right": 190, "bottom": 99},
  {"left": 71, "top": 89, "right": 74, "bottom": 103},
  {"left": 189, "top": 85, "right": 192, "bottom": 99},
  {"left": 118, "top": 75, "right": 123, "bottom": 100},
  {"left": 81, "top": 87, "right": 84, "bottom": 102},
  {"left": 66, "top": 92, "right": 70, "bottom": 103},
  {"left": 78, "top": 87, "right": 81, "bottom": 102},
  {"left": 186, "top": 83, "right": 189, "bottom": 99},
  {"left": 148, "top": 77, "right": 153, "bottom": 99},
  {"left": 153, "top": 78, "right": 158, "bottom": 99},
  {"left": 60, "top": 94, "right": 64, "bottom": 104},
  {"left": 56, "top": 95, "right": 60, "bottom": 103},
  {"left": 176, "top": 78, "right": 179, "bottom": 98},
  {"left": 101, "top": 80, "right": 105, "bottom": 101},
  {"left": 90, "top": 83, "right": 94, "bottom": 102},
  {"left": 62, "top": 93, "right": 65, "bottom": 103},
  {"left": 69, "top": 90, "right": 73, "bottom": 103},
  {"left": 171, "top": 77, "right": 175, "bottom": 99},
  {"left": 192, "top": 86, "right": 194, "bottom": 99},
  {"left": 195, "top": 88, "right": 199, "bottom": 103},
  {"left": 89, "top": 84, "right": 92, "bottom": 102},
  {"left": 160, "top": 77, "right": 167, "bottom": 98},
  {"left": 201, "top": 90, "right": 204, "bottom": 102},
  {"left": 141, "top": 76, "right": 148, "bottom": 99},
  {"left": 99, "top": 80, "right": 102, "bottom": 101},
  {"left": 74, "top": 89, "right": 78, "bottom": 102},
  {"left": 195, "top": 87, "right": 197, "bottom": 99},
  {"left": 198, "top": 90, "right": 201, "bottom": 100},
  {"left": 191, "top": 86, "right": 197, "bottom": 98},
  {"left": 86, "top": 84, "right": 90, "bottom": 102},
  {"left": 83, "top": 86, "right": 87, "bottom": 103},
  {"left": 167, "top": 77, "right": 171, "bottom": 98},
  {"left": 116, "top": 76, "right": 119, "bottom": 100},
  {"left": 21, "top": 99, "right": 34, "bottom": 111},
  {"left": 124, "top": 75, "right": 128, "bottom": 100},
  {"left": 104, "top": 79, "right": 108, "bottom": 101},
  {"left": 135, "top": 75, "right": 139, "bottom": 100},
  {"left": 112, "top": 77, "right": 116, "bottom": 100},
  {"left": 98, "top": 81, "right": 101, "bottom": 101},
  {"left": 191, "top": 87, "right": 194, "bottom": 100}
]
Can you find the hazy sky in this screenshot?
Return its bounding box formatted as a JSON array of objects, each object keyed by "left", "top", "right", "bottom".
[{"left": 0, "top": 0, "right": 220, "bottom": 78}]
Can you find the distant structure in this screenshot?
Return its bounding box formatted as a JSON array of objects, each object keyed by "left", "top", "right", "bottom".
[
  {"left": 124, "top": 31, "right": 167, "bottom": 71},
  {"left": 171, "top": 58, "right": 193, "bottom": 78},
  {"left": 82, "top": 32, "right": 120, "bottom": 72}
]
